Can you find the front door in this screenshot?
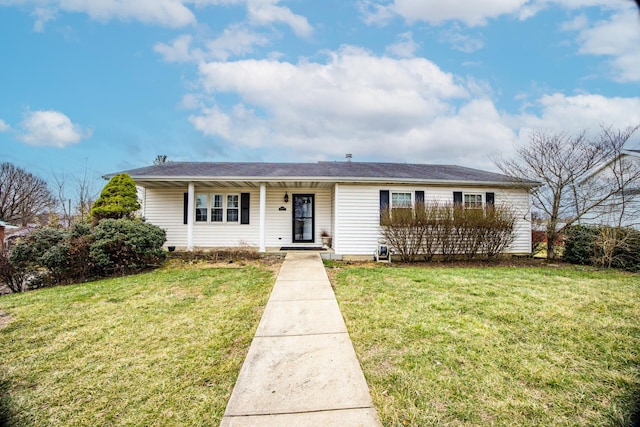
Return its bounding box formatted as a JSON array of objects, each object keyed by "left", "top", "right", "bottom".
[{"left": 292, "top": 194, "right": 314, "bottom": 243}]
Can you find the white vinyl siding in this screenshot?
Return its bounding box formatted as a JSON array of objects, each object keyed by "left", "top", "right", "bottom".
[
  {"left": 264, "top": 188, "right": 332, "bottom": 248},
  {"left": 336, "top": 184, "right": 532, "bottom": 255},
  {"left": 143, "top": 187, "right": 260, "bottom": 248},
  {"left": 142, "top": 183, "right": 531, "bottom": 254},
  {"left": 334, "top": 185, "right": 382, "bottom": 256},
  {"left": 143, "top": 188, "right": 189, "bottom": 247}
]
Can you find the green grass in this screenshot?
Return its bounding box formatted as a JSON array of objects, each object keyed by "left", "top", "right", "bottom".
[
  {"left": 0, "top": 263, "right": 276, "bottom": 426},
  {"left": 330, "top": 264, "right": 640, "bottom": 427}
]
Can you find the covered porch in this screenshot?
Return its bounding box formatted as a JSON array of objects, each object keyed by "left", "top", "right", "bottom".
[{"left": 138, "top": 179, "right": 340, "bottom": 253}]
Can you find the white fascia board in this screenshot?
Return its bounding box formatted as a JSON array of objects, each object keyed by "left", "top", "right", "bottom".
[{"left": 128, "top": 175, "right": 537, "bottom": 189}]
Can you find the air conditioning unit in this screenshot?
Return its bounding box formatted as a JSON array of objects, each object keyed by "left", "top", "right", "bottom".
[{"left": 374, "top": 239, "right": 390, "bottom": 262}]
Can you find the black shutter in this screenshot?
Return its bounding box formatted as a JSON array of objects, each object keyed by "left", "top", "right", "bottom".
[
  {"left": 183, "top": 193, "right": 188, "bottom": 225},
  {"left": 241, "top": 193, "right": 250, "bottom": 224},
  {"left": 415, "top": 190, "right": 424, "bottom": 205},
  {"left": 486, "top": 192, "right": 495, "bottom": 207},
  {"left": 380, "top": 190, "right": 390, "bottom": 225},
  {"left": 453, "top": 191, "right": 463, "bottom": 205}
]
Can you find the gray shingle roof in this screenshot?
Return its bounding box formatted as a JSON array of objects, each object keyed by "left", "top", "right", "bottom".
[{"left": 109, "top": 161, "right": 536, "bottom": 186}]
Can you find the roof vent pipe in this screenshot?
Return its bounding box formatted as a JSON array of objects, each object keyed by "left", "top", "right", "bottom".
[{"left": 346, "top": 154, "right": 352, "bottom": 162}]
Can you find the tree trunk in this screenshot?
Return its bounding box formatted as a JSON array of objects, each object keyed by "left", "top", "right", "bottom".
[{"left": 546, "top": 227, "right": 559, "bottom": 260}]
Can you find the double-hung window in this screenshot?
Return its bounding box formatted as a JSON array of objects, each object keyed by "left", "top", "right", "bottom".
[
  {"left": 464, "top": 194, "right": 483, "bottom": 209},
  {"left": 391, "top": 192, "right": 413, "bottom": 218},
  {"left": 211, "top": 194, "right": 223, "bottom": 222},
  {"left": 195, "top": 194, "right": 208, "bottom": 222},
  {"left": 391, "top": 192, "right": 412, "bottom": 209},
  {"left": 197, "top": 193, "right": 239, "bottom": 223},
  {"left": 226, "top": 195, "right": 239, "bottom": 223}
]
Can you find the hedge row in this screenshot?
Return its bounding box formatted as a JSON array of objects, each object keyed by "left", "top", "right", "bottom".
[
  {"left": 1, "top": 219, "right": 166, "bottom": 292},
  {"left": 564, "top": 225, "right": 640, "bottom": 272},
  {"left": 380, "top": 202, "right": 517, "bottom": 262}
]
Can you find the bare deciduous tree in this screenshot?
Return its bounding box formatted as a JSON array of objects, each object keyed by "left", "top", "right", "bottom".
[
  {"left": 52, "top": 166, "right": 99, "bottom": 227},
  {"left": 495, "top": 126, "right": 640, "bottom": 259},
  {"left": 0, "top": 162, "right": 56, "bottom": 226},
  {"left": 154, "top": 155, "right": 168, "bottom": 165}
]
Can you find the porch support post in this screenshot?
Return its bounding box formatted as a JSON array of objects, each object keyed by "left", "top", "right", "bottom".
[
  {"left": 259, "top": 184, "right": 266, "bottom": 252},
  {"left": 187, "top": 182, "right": 195, "bottom": 251},
  {"left": 333, "top": 183, "right": 339, "bottom": 254}
]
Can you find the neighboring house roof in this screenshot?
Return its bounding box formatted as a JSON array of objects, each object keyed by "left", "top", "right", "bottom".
[
  {"left": 108, "top": 162, "right": 539, "bottom": 188},
  {"left": 583, "top": 149, "right": 640, "bottom": 184},
  {"left": 0, "top": 220, "right": 18, "bottom": 229}
]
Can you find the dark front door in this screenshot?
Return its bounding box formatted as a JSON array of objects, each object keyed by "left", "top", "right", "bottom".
[{"left": 292, "top": 194, "right": 314, "bottom": 243}]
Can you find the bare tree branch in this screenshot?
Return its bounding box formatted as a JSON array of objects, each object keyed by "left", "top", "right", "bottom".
[
  {"left": 0, "top": 163, "right": 56, "bottom": 226},
  {"left": 494, "top": 126, "right": 640, "bottom": 259}
]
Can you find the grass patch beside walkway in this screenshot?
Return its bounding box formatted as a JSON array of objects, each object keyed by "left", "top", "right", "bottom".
[
  {"left": 330, "top": 264, "right": 640, "bottom": 427},
  {"left": 0, "top": 262, "right": 276, "bottom": 426}
]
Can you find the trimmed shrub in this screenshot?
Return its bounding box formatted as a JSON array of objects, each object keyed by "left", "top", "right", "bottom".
[
  {"left": 482, "top": 206, "right": 517, "bottom": 258},
  {"left": 9, "top": 227, "right": 69, "bottom": 286},
  {"left": 564, "top": 225, "right": 640, "bottom": 271},
  {"left": 381, "top": 204, "right": 426, "bottom": 262},
  {"left": 380, "top": 201, "right": 517, "bottom": 261},
  {"left": 2, "top": 219, "right": 166, "bottom": 291},
  {"left": 90, "top": 219, "right": 166, "bottom": 275},
  {"left": 0, "top": 250, "right": 27, "bottom": 293},
  {"left": 563, "top": 225, "right": 599, "bottom": 265},
  {"left": 91, "top": 173, "right": 141, "bottom": 222}
]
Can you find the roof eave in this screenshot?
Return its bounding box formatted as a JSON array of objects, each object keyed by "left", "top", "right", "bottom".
[{"left": 126, "top": 175, "right": 538, "bottom": 188}]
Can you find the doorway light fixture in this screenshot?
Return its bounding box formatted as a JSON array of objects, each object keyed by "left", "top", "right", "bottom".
[{"left": 284, "top": 192, "right": 289, "bottom": 203}]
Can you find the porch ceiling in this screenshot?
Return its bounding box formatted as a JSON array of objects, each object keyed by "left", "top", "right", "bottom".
[{"left": 136, "top": 180, "right": 336, "bottom": 189}]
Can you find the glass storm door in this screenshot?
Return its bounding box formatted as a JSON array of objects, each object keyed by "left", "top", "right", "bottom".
[{"left": 292, "top": 194, "right": 314, "bottom": 243}]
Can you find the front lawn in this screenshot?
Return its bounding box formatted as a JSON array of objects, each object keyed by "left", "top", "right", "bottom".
[
  {"left": 331, "top": 264, "right": 640, "bottom": 427},
  {"left": 0, "top": 263, "right": 276, "bottom": 426}
]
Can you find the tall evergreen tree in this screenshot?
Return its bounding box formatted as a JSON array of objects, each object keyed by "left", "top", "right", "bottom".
[{"left": 90, "top": 174, "right": 140, "bottom": 222}]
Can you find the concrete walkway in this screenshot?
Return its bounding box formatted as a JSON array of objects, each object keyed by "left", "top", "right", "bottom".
[{"left": 220, "top": 252, "right": 382, "bottom": 427}]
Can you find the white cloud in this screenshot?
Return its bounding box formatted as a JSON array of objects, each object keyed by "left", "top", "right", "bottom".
[
  {"left": 186, "top": 45, "right": 640, "bottom": 168},
  {"left": 206, "top": 24, "right": 270, "bottom": 60},
  {"left": 33, "top": 0, "right": 197, "bottom": 27},
  {"left": 179, "top": 93, "right": 205, "bottom": 110},
  {"left": 32, "top": 7, "right": 56, "bottom": 32},
  {"left": 359, "top": 0, "right": 631, "bottom": 27},
  {"left": 155, "top": 25, "right": 270, "bottom": 63},
  {"left": 385, "top": 31, "right": 419, "bottom": 58},
  {"left": 18, "top": 110, "right": 91, "bottom": 147},
  {"left": 190, "top": 105, "right": 234, "bottom": 140},
  {"left": 536, "top": 0, "right": 628, "bottom": 10},
  {"left": 358, "top": 0, "right": 396, "bottom": 26},
  {"left": 386, "top": 0, "right": 530, "bottom": 26},
  {"left": 560, "top": 13, "right": 588, "bottom": 31},
  {"left": 187, "top": 47, "right": 528, "bottom": 168},
  {"left": 197, "top": 46, "right": 468, "bottom": 109},
  {"left": 513, "top": 93, "right": 640, "bottom": 138},
  {"left": 0, "top": 119, "right": 9, "bottom": 132},
  {"left": 246, "top": 0, "right": 312, "bottom": 37},
  {"left": 0, "top": 0, "right": 196, "bottom": 27},
  {"left": 438, "top": 24, "right": 485, "bottom": 52},
  {"left": 154, "top": 34, "right": 201, "bottom": 62},
  {"left": 571, "top": 9, "right": 640, "bottom": 82}
]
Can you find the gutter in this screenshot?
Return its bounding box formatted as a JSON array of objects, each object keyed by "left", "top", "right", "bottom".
[{"left": 113, "top": 175, "right": 540, "bottom": 188}]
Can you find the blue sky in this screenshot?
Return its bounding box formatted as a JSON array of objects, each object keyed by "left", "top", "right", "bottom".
[{"left": 1, "top": 0, "right": 639, "bottom": 189}]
